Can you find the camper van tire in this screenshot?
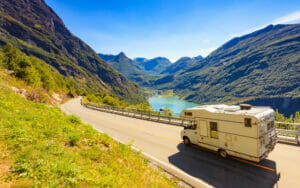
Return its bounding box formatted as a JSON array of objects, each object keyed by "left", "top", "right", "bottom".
[
  {"left": 183, "top": 137, "right": 191, "bottom": 146},
  {"left": 219, "top": 149, "right": 228, "bottom": 159}
]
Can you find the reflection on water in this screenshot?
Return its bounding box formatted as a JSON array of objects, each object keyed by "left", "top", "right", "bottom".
[{"left": 148, "top": 96, "right": 198, "bottom": 117}]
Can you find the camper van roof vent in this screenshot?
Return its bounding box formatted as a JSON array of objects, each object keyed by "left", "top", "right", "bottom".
[{"left": 240, "top": 104, "right": 252, "bottom": 110}]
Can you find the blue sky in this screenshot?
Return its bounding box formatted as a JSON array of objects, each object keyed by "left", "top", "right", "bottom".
[{"left": 45, "top": 0, "right": 300, "bottom": 62}]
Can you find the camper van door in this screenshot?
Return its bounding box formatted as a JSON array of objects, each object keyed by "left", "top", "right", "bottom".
[{"left": 198, "top": 120, "right": 208, "bottom": 137}]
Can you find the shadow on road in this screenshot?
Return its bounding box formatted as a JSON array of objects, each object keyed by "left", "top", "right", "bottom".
[{"left": 168, "top": 144, "right": 280, "bottom": 188}]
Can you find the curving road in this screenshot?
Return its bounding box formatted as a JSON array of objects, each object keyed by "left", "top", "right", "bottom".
[{"left": 61, "top": 98, "right": 300, "bottom": 188}]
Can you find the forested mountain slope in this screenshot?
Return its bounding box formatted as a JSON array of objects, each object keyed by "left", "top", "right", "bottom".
[
  {"left": 137, "top": 57, "right": 172, "bottom": 75},
  {"left": 98, "top": 52, "right": 157, "bottom": 86},
  {"left": 161, "top": 56, "right": 201, "bottom": 74},
  {"left": 0, "top": 0, "right": 144, "bottom": 104},
  {"left": 154, "top": 24, "right": 300, "bottom": 104},
  {"left": 99, "top": 52, "right": 144, "bottom": 76}
]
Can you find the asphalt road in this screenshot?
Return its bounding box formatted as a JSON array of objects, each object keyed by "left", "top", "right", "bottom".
[{"left": 61, "top": 98, "right": 300, "bottom": 188}]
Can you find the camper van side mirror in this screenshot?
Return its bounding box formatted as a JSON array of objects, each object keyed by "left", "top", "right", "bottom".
[{"left": 184, "top": 123, "right": 197, "bottom": 130}]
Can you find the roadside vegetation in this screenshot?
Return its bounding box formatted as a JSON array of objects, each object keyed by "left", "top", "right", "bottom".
[
  {"left": 275, "top": 110, "right": 300, "bottom": 130},
  {"left": 84, "top": 94, "right": 174, "bottom": 116},
  {"left": 0, "top": 43, "right": 177, "bottom": 187},
  {"left": 0, "top": 43, "right": 80, "bottom": 103},
  {"left": 85, "top": 93, "right": 152, "bottom": 110},
  {"left": 0, "top": 75, "right": 177, "bottom": 187}
]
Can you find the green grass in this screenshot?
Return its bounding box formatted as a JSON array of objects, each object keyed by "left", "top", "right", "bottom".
[
  {"left": 0, "top": 79, "right": 176, "bottom": 187},
  {"left": 0, "top": 43, "right": 78, "bottom": 98}
]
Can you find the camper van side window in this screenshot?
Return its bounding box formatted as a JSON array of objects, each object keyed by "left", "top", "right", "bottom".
[
  {"left": 210, "top": 122, "right": 218, "bottom": 139},
  {"left": 185, "top": 112, "right": 192, "bottom": 116},
  {"left": 245, "top": 118, "right": 252, "bottom": 127}
]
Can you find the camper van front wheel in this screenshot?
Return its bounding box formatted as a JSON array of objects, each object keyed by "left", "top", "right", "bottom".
[
  {"left": 219, "top": 149, "right": 228, "bottom": 158},
  {"left": 183, "top": 137, "right": 191, "bottom": 146}
]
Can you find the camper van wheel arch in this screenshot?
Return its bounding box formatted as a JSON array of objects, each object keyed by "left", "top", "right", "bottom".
[
  {"left": 219, "top": 149, "right": 228, "bottom": 159},
  {"left": 183, "top": 136, "right": 191, "bottom": 146}
]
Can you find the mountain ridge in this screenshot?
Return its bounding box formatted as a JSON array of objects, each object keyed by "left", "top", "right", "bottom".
[
  {"left": 0, "top": 0, "right": 144, "bottom": 104},
  {"left": 136, "top": 57, "right": 172, "bottom": 75},
  {"left": 161, "top": 55, "right": 204, "bottom": 74},
  {"left": 100, "top": 52, "right": 205, "bottom": 85},
  {"left": 152, "top": 24, "right": 300, "bottom": 108},
  {"left": 98, "top": 52, "right": 157, "bottom": 86}
]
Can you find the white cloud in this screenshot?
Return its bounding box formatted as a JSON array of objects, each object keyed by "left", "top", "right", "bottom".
[
  {"left": 229, "top": 10, "right": 300, "bottom": 38},
  {"left": 272, "top": 11, "right": 300, "bottom": 25},
  {"left": 197, "top": 47, "right": 217, "bottom": 57}
]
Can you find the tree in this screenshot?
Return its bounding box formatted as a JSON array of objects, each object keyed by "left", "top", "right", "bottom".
[{"left": 161, "top": 106, "right": 173, "bottom": 116}]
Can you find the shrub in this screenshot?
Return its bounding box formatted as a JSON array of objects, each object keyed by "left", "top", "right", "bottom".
[
  {"left": 67, "top": 115, "right": 82, "bottom": 124},
  {"left": 68, "top": 133, "right": 81, "bottom": 146},
  {"left": 26, "top": 90, "right": 40, "bottom": 102},
  {"left": 161, "top": 106, "right": 173, "bottom": 116},
  {"left": 0, "top": 43, "right": 79, "bottom": 96}
]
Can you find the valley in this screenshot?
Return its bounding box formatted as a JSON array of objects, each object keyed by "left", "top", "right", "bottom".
[
  {"left": 0, "top": 0, "right": 299, "bottom": 187},
  {"left": 98, "top": 24, "right": 300, "bottom": 116}
]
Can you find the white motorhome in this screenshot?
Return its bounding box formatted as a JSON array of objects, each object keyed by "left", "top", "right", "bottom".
[{"left": 180, "top": 104, "right": 277, "bottom": 162}]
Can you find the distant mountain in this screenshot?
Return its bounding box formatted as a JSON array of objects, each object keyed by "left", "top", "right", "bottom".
[
  {"left": 98, "top": 53, "right": 116, "bottom": 62},
  {"left": 137, "top": 57, "right": 172, "bottom": 74},
  {"left": 161, "top": 57, "right": 195, "bottom": 74},
  {"left": 0, "top": 0, "right": 144, "bottom": 104},
  {"left": 99, "top": 52, "right": 143, "bottom": 75},
  {"left": 134, "top": 57, "right": 148, "bottom": 63},
  {"left": 98, "top": 52, "right": 156, "bottom": 86},
  {"left": 153, "top": 24, "right": 300, "bottom": 112},
  {"left": 193, "top": 55, "right": 203, "bottom": 60}
]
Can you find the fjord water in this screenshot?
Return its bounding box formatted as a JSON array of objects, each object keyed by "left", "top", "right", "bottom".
[{"left": 148, "top": 96, "right": 198, "bottom": 116}]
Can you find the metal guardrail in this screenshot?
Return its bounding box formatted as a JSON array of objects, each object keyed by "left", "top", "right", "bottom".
[
  {"left": 275, "top": 122, "right": 300, "bottom": 144},
  {"left": 81, "top": 99, "right": 196, "bottom": 127},
  {"left": 81, "top": 99, "right": 300, "bottom": 144}
]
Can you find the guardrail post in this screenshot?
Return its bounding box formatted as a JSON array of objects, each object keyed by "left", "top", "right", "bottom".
[{"left": 296, "top": 134, "right": 299, "bottom": 145}]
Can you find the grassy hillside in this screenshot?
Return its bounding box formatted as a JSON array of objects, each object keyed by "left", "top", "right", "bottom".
[
  {"left": 0, "top": 75, "right": 176, "bottom": 187},
  {"left": 0, "top": 43, "right": 76, "bottom": 94},
  {"left": 0, "top": 43, "right": 79, "bottom": 105},
  {"left": 153, "top": 24, "right": 300, "bottom": 105},
  {"left": 0, "top": 0, "right": 145, "bottom": 104}
]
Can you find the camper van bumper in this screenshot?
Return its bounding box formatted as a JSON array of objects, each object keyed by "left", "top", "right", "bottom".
[
  {"left": 259, "top": 149, "right": 273, "bottom": 162},
  {"left": 259, "top": 143, "right": 276, "bottom": 162},
  {"left": 258, "top": 129, "right": 277, "bottom": 161}
]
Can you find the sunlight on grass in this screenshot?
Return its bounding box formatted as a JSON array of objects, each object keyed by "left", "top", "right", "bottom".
[{"left": 0, "top": 79, "right": 177, "bottom": 187}]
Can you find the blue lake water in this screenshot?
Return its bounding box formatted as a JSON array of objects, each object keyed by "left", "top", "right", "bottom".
[{"left": 148, "top": 96, "right": 199, "bottom": 116}]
